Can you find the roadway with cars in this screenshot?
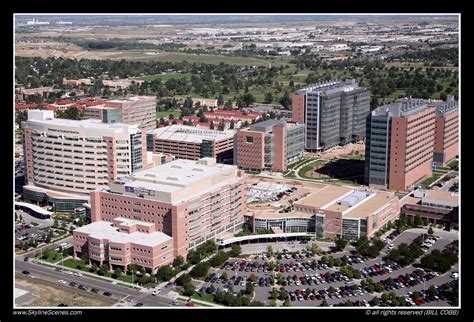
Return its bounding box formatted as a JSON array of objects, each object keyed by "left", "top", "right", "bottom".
[{"left": 15, "top": 258, "right": 183, "bottom": 307}]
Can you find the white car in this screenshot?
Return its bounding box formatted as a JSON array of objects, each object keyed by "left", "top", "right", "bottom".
[
  {"left": 65, "top": 271, "right": 73, "bottom": 275},
  {"left": 73, "top": 272, "right": 83, "bottom": 277},
  {"left": 152, "top": 289, "right": 161, "bottom": 296},
  {"left": 58, "top": 279, "right": 67, "bottom": 284},
  {"left": 451, "top": 272, "right": 459, "bottom": 280}
]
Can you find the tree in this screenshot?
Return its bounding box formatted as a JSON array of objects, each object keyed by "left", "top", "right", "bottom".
[
  {"left": 245, "top": 282, "right": 254, "bottom": 295},
  {"left": 98, "top": 264, "right": 109, "bottom": 276},
  {"left": 209, "top": 251, "right": 229, "bottom": 267},
  {"left": 428, "top": 225, "right": 434, "bottom": 235},
  {"left": 221, "top": 271, "right": 228, "bottom": 280},
  {"left": 268, "top": 299, "right": 277, "bottom": 307},
  {"left": 279, "top": 288, "right": 288, "bottom": 300},
  {"left": 267, "top": 245, "right": 274, "bottom": 256},
  {"left": 224, "top": 100, "right": 233, "bottom": 110},
  {"left": 279, "top": 91, "right": 292, "bottom": 109},
  {"left": 172, "top": 255, "right": 185, "bottom": 268},
  {"left": 414, "top": 215, "right": 423, "bottom": 227},
  {"left": 320, "top": 299, "right": 329, "bottom": 307},
  {"left": 90, "top": 262, "right": 99, "bottom": 273},
  {"left": 264, "top": 92, "right": 274, "bottom": 104},
  {"left": 53, "top": 219, "right": 59, "bottom": 228},
  {"left": 217, "top": 94, "right": 225, "bottom": 106},
  {"left": 248, "top": 273, "right": 258, "bottom": 282},
  {"left": 283, "top": 299, "right": 292, "bottom": 307},
  {"left": 176, "top": 273, "right": 192, "bottom": 286},
  {"left": 190, "top": 262, "right": 209, "bottom": 279},
  {"left": 112, "top": 267, "right": 123, "bottom": 279},
  {"left": 230, "top": 244, "right": 241, "bottom": 257},
  {"left": 156, "top": 265, "right": 175, "bottom": 282},
  {"left": 270, "top": 288, "right": 278, "bottom": 300},
  {"left": 335, "top": 238, "right": 348, "bottom": 251},
  {"left": 182, "top": 282, "right": 196, "bottom": 296}
]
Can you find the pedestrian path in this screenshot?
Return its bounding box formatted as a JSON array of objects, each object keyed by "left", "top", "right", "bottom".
[{"left": 176, "top": 295, "right": 223, "bottom": 307}]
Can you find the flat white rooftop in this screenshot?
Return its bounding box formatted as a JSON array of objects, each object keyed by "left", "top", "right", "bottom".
[
  {"left": 153, "top": 125, "right": 235, "bottom": 144},
  {"left": 111, "top": 158, "right": 242, "bottom": 204},
  {"left": 75, "top": 218, "right": 171, "bottom": 247},
  {"left": 127, "top": 158, "right": 236, "bottom": 188},
  {"left": 107, "top": 96, "right": 155, "bottom": 103},
  {"left": 27, "top": 110, "right": 140, "bottom": 134}
]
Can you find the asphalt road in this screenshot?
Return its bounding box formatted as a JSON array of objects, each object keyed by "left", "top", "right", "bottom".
[{"left": 15, "top": 259, "right": 181, "bottom": 307}]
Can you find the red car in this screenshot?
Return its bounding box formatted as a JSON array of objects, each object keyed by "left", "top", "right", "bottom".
[
  {"left": 280, "top": 267, "right": 286, "bottom": 273},
  {"left": 185, "top": 302, "right": 196, "bottom": 307},
  {"left": 415, "top": 298, "right": 424, "bottom": 306},
  {"left": 295, "top": 289, "right": 302, "bottom": 296}
]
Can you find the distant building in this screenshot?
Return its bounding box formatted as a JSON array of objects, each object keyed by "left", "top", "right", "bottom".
[
  {"left": 365, "top": 100, "right": 437, "bottom": 191},
  {"left": 16, "top": 87, "right": 56, "bottom": 102},
  {"left": 152, "top": 125, "right": 235, "bottom": 163},
  {"left": 84, "top": 105, "right": 121, "bottom": 124},
  {"left": 234, "top": 119, "right": 305, "bottom": 173},
  {"left": 102, "top": 96, "right": 156, "bottom": 134},
  {"left": 102, "top": 79, "right": 144, "bottom": 89},
  {"left": 292, "top": 79, "right": 370, "bottom": 151},
  {"left": 62, "top": 78, "right": 92, "bottom": 87},
  {"left": 203, "top": 109, "right": 263, "bottom": 125}
]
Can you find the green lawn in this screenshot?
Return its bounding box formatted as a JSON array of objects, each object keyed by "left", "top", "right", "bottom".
[
  {"left": 448, "top": 160, "right": 459, "bottom": 171},
  {"left": 420, "top": 173, "right": 443, "bottom": 186},
  {"left": 132, "top": 52, "right": 290, "bottom": 67},
  {"left": 135, "top": 73, "right": 192, "bottom": 82},
  {"left": 37, "top": 249, "right": 63, "bottom": 263},
  {"left": 192, "top": 292, "right": 217, "bottom": 304},
  {"left": 298, "top": 160, "right": 326, "bottom": 178}
]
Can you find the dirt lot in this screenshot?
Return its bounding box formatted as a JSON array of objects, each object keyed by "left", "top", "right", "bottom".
[{"left": 16, "top": 274, "right": 116, "bottom": 307}]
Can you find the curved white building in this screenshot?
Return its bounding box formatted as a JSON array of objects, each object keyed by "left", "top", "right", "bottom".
[{"left": 23, "top": 110, "right": 149, "bottom": 196}]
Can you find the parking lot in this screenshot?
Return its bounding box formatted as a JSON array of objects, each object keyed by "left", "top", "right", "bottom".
[{"left": 195, "top": 228, "right": 458, "bottom": 307}]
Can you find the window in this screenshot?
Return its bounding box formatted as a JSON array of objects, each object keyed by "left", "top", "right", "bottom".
[{"left": 246, "top": 136, "right": 253, "bottom": 144}]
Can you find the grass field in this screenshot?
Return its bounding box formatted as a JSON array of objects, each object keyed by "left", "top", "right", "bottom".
[
  {"left": 134, "top": 73, "right": 192, "bottom": 82},
  {"left": 420, "top": 173, "right": 443, "bottom": 186},
  {"left": 124, "top": 52, "right": 291, "bottom": 67},
  {"left": 16, "top": 274, "right": 116, "bottom": 307}
]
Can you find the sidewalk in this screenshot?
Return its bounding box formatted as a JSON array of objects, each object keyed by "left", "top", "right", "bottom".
[
  {"left": 34, "top": 258, "right": 144, "bottom": 291},
  {"left": 176, "top": 295, "right": 223, "bottom": 307}
]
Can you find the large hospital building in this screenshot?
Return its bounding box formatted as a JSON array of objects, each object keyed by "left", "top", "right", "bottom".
[
  {"left": 292, "top": 79, "right": 370, "bottom": 151},
  {"left": 365, "top": 97, "right": 459, "bottom": 191},
  {"left": 234, "top": 119, "right": 305, "bottom": 173},
  {"left": 22, "top": 110, "right": 150, "bottom": 210},
  {"left": 151, "top": 125, "right": 235, "bottom": 163},
  {"left": 84, "top": 96, "right": 157, "bottom": 134},
  {"left": 252, "top": 185, "right": 399, "bottom": 240},
  {"left": 73, "top": 158, "right": 246, "bottom": 272}
]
